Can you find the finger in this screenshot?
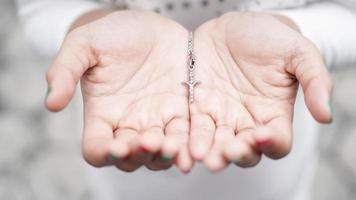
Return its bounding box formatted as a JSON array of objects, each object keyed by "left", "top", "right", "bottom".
[
  {"left": 46, "top": 30, "right": 97, "bottom": 112},
  {"left": 129, "top": 127, "right": 164, "bottom": 165},
  {"left": 145, "top": 118, "right": 189, "bottom": 171},
  {"left": 112, "top": 128, "right": 143, "bottom": 172},
  {"left": 82, "top": 116, "right": 114, "bottom": 167},
  {"left": 145, "top": 164, "right": 171, "bottom": 171},
  {"left": 289, "top": 40, "right": 333, "bottom": 123},
  {"left": 224, "top": 129, "right": 262, "bottom": 168},
  {"left": 161, "top": 118, "right": 189, "bottom": 160},
  {"left": 189, "top": 114, "right": 216, "bottom": 161},
  {"left": 253, "top": 117, "right": 293, "bottom": 159},
  {"left": 110, "top": 128, "right": 139, "bottom": 159},
  {"left": 145, "top": 153, "right": 173, "bottom": 171},
  {"left": 115, "top": 159, "right": 143, "bottom": 172},
  {"left": 204, "top": 126, "right": 234, "bottom": 172},
  {"left": 139, "top": 127, "right": 165, "bottom": 153},
  {"left": 176, "top": 146, "right": 194, "bottom": 174}
]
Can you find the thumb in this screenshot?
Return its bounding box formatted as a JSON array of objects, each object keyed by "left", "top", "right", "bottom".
[
  {"left": 290, "top": 40, "right": 333, "bottom": 123},
  {"left": 45, "top": 30, "right": 97, "bottom": 112}
]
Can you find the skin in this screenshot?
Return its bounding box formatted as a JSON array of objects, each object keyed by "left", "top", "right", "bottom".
[
  {"left": 46, "top": 11, "right": 193, "bottom": 173},
  {"left": 192, "top": 12, "right": 332, "bottom": 171},
  {"left": 45, "top": 10, "right": 333, "bottom": 173}
]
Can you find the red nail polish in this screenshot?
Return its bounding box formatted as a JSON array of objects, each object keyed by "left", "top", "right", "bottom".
[
  {"left": 140, "top": 146, "right": 151, "bottom": 153},
  {"left": 257, "top": 139, "right": 272, "bottom": 146}
]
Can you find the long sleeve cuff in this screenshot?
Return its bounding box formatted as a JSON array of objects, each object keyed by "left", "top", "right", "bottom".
[
  {"left": 275, "top": 2, "right": 356, "bottom": 69},
  {"left": 18, "top": 1, "right": 105, "bottom": 57}
]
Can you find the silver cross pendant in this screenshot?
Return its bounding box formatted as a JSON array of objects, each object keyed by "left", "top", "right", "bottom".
[{"left": 182, "top": 32, "right": 201, "bottom": 104}]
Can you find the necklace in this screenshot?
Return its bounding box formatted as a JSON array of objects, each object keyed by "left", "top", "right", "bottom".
[{"left": 182, "top": 32, "right": 201, "bottom": 104}]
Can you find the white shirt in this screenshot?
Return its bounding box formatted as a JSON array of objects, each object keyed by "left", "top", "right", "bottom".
[
  {"left": 15, "top": 0, "right": 356, "bottom": 68},
  {"left": 14, "top": 1, "right": 356, "bottom": 200}
]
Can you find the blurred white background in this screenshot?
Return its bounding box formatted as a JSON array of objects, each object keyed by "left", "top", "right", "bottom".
[{"left": 0, "top": 0, "right": 356, "bottom": 199}]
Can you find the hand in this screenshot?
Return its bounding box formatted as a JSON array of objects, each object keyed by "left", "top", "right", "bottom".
[
  {"left": 45, "top": 11, "right": 193, "bottom": 173},
  {"left": 191, "top": 12, "right": 333, "bottom": 171}
]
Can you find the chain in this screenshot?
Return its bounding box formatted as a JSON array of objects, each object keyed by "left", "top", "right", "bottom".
[
  {"left": 188, "top": 32, "right": 194, "bottom": 57},
  {"left": 182, "top": 32, "right": 201, "bottom": 104}
]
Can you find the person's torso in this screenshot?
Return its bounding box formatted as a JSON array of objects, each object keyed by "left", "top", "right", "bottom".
[
  {"left": 98, "top": 0, "right": 317, "bottom": 28},
  {"left": 82, "top": 1, "right": 321, "bottom": 200}
]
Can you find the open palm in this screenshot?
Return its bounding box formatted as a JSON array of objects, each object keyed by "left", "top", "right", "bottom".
[
  {"left": 190, "top": 12, "right": 333, "bottom": 171},
  {"left": 46, "top": 11, "right": 193, "bottom": 172}
]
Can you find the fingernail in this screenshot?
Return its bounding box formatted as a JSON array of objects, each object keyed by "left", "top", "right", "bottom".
[
  {"left": 139, "top": 146, "right": 153, "bottom": 157},
  {"left": 46, "top": 86, "right": 51, "bottom": 98},
  {"left": 159, "top": 155, "right": 172, "bottom": 162},
  {"left": 257, "top": 139, "right": 274, "bottom": 154},
  {"left": 140, "top": 146, "right": 151, "bottom": 153},
  {"left": 108, "top": 154, "right": 119, "bottom": 161},
  {"left": 257, "top": 139, "right": 272, "bottom": 146},
  {"left": 328, "top": 99, "right": 333, "bottom": 123}
]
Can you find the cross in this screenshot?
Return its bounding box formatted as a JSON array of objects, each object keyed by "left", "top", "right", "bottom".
[
  {"left": 182, "top": 32, "right": 200, "bottom": 104},
  {"left": 182, "top": 56, "right": 200, "bottom": 104}
]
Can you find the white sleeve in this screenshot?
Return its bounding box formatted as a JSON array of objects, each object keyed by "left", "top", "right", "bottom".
[
  {"left": 15, "top": 0, "right": 106, "bottom": 57},
  {"left": 275, "top": 1, "right": 356, "bottom": 69}
]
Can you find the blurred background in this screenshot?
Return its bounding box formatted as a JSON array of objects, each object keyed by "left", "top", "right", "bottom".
[{"left": 1, "top": 0, "right": 356, "bottom": 199}]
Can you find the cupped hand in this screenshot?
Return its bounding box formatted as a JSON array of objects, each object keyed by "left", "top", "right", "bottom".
[
  {"left": 45, "top": 11, "right": 193, "bottom": 173},
  {"left": 191, "top": 12, "right": 333, "bottom": 171}
]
